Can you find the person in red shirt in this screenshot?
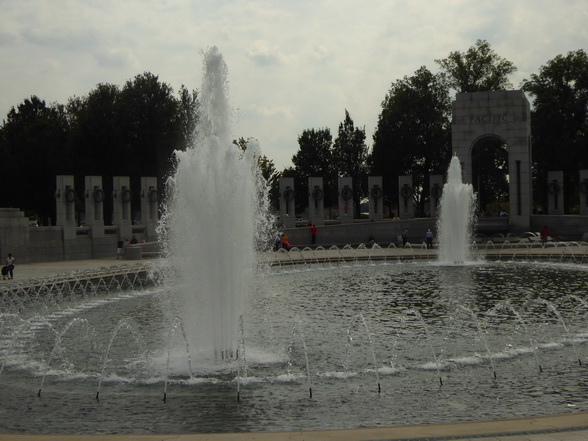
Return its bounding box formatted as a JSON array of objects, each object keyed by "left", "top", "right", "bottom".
[
  {"left": 310, "top": 224, "right": 317, "bottom": 245},
  {"left": 540, "top": 226, "right": 549, "bottom": 245}
]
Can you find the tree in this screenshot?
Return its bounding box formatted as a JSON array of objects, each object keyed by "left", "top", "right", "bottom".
[
  {"left": 177, "top": 85, "right": 200, "bottom": 150},
  {"left": 258, "top": 154, "right": 281, "bottom": 211},
  {"left": 0, "top": 96, "right": 69, "bottom": 224},
  {"left": 436, "top": 39, "right": 517, "bottom": 93},
  {"left": 66, "top": 83, "right": 126, "bottom": 176},
  {"left": 118, "top": 73, "right": 180, "bottom": 179},
  {"left": 369, "top": 67, "right": 451, "bottom": 216},
  {"left": 471, "top": 138, "right": 509, "bottom": 213},
  {"left": 291, "top": 128, "right": 334, "bottom": 214},
  {"left": 332, "top": 110, "right": 369, "bottom": 217},
  {"left": 233, "top": 137, "right": 281, "bottom": 211},
  {"left": 521, "top": 49, "right": 588, "bottom": 213}
]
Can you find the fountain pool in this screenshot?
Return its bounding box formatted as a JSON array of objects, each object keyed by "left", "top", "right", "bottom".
[{"left": 0, "top": 260, "right": 587, "bottom": 434}]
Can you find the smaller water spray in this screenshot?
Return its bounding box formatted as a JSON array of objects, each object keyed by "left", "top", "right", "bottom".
[
  {"left": 163, "top": 319, "right": 194, "bottom": 403},
  {"left": 491, "top": 300, "right": 543, "bottom": 373},
  {"left": 457, "top": 305, "right": 497, "bottom": 379},
  {"left": 408, "top": 309, "right": 443, "bottom": 386},
  {"left": 236, "top": 315, "right": 248, "bottom": 403},
  {"left": 534, "top": 298, "right": 583, "bottom": 366},
  {"left": 345, "top": 314, "right": 381, "bottom": 393},
  {"left": 293, "top": 316, "right": 313, "bottom": 398},
  {"left": 96, "top": 318, "right": 147, "bottom": 401}
]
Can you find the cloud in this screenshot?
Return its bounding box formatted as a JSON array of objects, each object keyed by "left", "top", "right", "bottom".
[
  {"left": 252, "top": 105, "right": 295, "bottom": 119},
  {"left": 246, "top": 40, "right": 291, "bottom": 67},
  {"left": 1, "top": 0, "right": 587, "bottom": 170},
  {"left": 94, "top": 47, "right": 140, "bottom": 69}
]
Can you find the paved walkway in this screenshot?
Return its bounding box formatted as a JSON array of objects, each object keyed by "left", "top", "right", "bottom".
[
  {"left": 0, "top": 257, "right": 150, "bottom": 282},
  {"left": 1, "top": 254, "right": 587, "bottom": 441}
]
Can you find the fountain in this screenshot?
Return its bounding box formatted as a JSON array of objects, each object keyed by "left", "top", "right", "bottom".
[
  {"left": 159, "top": 46, "right": 272, "bottom": 363},
  {"left": 0, "top": 49, "right": 587, "bottom": 435},
  {"left": 437, "top": 156, "right": 475, "bottom": 264}
]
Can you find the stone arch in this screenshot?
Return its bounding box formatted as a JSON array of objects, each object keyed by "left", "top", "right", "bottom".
[
  {"left": 470, "top": 134, "right": 509, "bottom": 214},
  {"left": 452, "top": 90, "right": 532, "bottom": 231}
]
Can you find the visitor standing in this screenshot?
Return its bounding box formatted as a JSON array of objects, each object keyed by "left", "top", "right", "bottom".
[
  {"left": 5, "top": 253, "right": 15, "bottom": 279},
  {"left": 281, "top": 233, "right": 290, "bottom": 250},
  {"left": 116, "top": 239, "right": 124, "bottom": 259},
  {"left": 540, "top": 226, "right": 549, "bottom": 245},
  {"left": 310, "top": 224, "right": 317, "bottom": 245},
  {"left": 402, "top": 230, "right": 408, "bottom": 248},
  {"left": 425, "top": 229, "right": 434, "bottom": 249}
]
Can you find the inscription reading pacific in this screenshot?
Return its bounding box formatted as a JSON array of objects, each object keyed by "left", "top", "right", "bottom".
[{"left": 469, "top": 113, "right": 512, "bottom": 123}]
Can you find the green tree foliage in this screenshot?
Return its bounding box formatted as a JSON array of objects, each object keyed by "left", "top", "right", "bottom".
[
  {"left": 332, "top": 110, "right": 369, "bottom": 217},
  {"left": 233, "top": 137, "right": 281, "bottom": 210},
  {"left": 177, "top": 85, "right": 200, "bottom": 149},
  {"left": 369, "top": 67, "right": 451, "bottom": 216},
  {"left": 291, "top": 128, "right": 334, "bottom": 214},
  {"left": 258, "top": 154, "right": 281, "bottom": 211},
  {"left": 0, "top": 96, "right": 69, "bottom": 224},
  {"left": 522, "top": 49, "right": 588, "bottom": 213},
  {"left": 0, "top": 73, "right": 199, "bottom": 224},
  {"left": 472, "top": 139, "right": 509, "bottom": 213},
  {"left": 67, "top": 83, "right": 125, "bottom": 176},
  {"left": 436, "top": 39, "right": 517, "bottom": 93},
  {"left": 118, "top": 72, "right": 184, "bottom": 182}
]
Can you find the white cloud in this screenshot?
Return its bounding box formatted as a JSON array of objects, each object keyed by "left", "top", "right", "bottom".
[
  {"left": 94, "top": 48, "right": 140, "bottom": 69},
  {"left": 1, "top": 0, "right": 587, "bottom": 169},
  {"left": 246, "top": 40, "right": 290, "bottom": 66}
]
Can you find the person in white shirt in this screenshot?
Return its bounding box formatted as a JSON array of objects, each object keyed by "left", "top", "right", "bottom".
[{"left": 5, "top": 253, "right": 15, "bottom": 279}]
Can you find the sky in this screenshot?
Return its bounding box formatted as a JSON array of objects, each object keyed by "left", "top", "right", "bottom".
[{"left": 1, "top": 0, "right": 587, "bottom": 170}]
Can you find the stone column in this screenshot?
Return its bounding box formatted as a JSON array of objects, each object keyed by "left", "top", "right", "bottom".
[
  {"left": 398, "top": 175, "right": 414, "bottom": 219},
  {"left": 279, "top": 177, "right": 296, "bottom": 228},
  {"left": 547, "top": 171, "right": 564, "bottom": 215},
  {"left": 308, "top": 177, "right": 325, "bottom": 226},
  {"left": 580, "top": 170, "right": 588, "bottom": 216},
  {"left": 112, "top": 176, "right": 133, "bottom": 239},
  {"left": 338, "top": 177, "right": 354, "bottom": 223},
  {"left": 84, "top": 176, "right": 105, "bottom": 238},
  {"left": 140, "top": 177, "right": 159, "bottom": 242},
  {"left": 55, "top": 175, "right": 77, "bottom": 240},
  {"left": 368, "top": 176, "right": 383, "bottom": 221},
  {"left": 0, "top": 208, "right": 30, "bottom": 263},
  {"left": 430, "top": 175, "right": 443, "bottom": 218}
]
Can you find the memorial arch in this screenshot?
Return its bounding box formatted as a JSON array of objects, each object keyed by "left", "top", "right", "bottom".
[{"left": 452, "top": 90, "right": 532, "bottom": 231}]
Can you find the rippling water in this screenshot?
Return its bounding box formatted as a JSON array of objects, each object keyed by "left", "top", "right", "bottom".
[{"left": 0, "top": 261, "right": 587, "bottom": 434}]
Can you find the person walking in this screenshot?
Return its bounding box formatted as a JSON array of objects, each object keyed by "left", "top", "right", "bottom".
[
  {"left": 310, "top": 224, "right": 317, "bottom": 245},
  {"left": 5, "top": 253, "right": 15, "bottom": 279}
]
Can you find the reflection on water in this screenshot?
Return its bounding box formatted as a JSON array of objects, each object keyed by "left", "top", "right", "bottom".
[{"left": 0, "top": 261, "right": 587, "bottom": 434}]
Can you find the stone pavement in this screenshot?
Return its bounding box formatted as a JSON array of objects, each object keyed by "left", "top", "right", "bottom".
[
  {"left": 0, "top": 255, "right": 587, "bottom": 441},
  {"left": 0, "top": 257, "right": 149, "bottom": 282}
]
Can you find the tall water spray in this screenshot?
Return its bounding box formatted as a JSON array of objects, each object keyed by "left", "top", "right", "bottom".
[
  {"left": 161, "top": 47, "right": 271, "bottom": 361},
  {"left": 437, "top": 156, "right": 475, "bottom": 263}
]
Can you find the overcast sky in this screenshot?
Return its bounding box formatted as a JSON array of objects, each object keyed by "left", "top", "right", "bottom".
[{"left": 1, "top": 0, "right": 586, "bottom": 169}]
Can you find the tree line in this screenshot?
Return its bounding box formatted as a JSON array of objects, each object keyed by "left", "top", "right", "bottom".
[
  {"left": 1, "top": 41, "right": 587, "bottom": 225},
  {"left": 290, "top": 41, "right": 588, "bottom": 217},
  {"left": 0, "top": 72, "right": 199, "bottom": 225}
]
